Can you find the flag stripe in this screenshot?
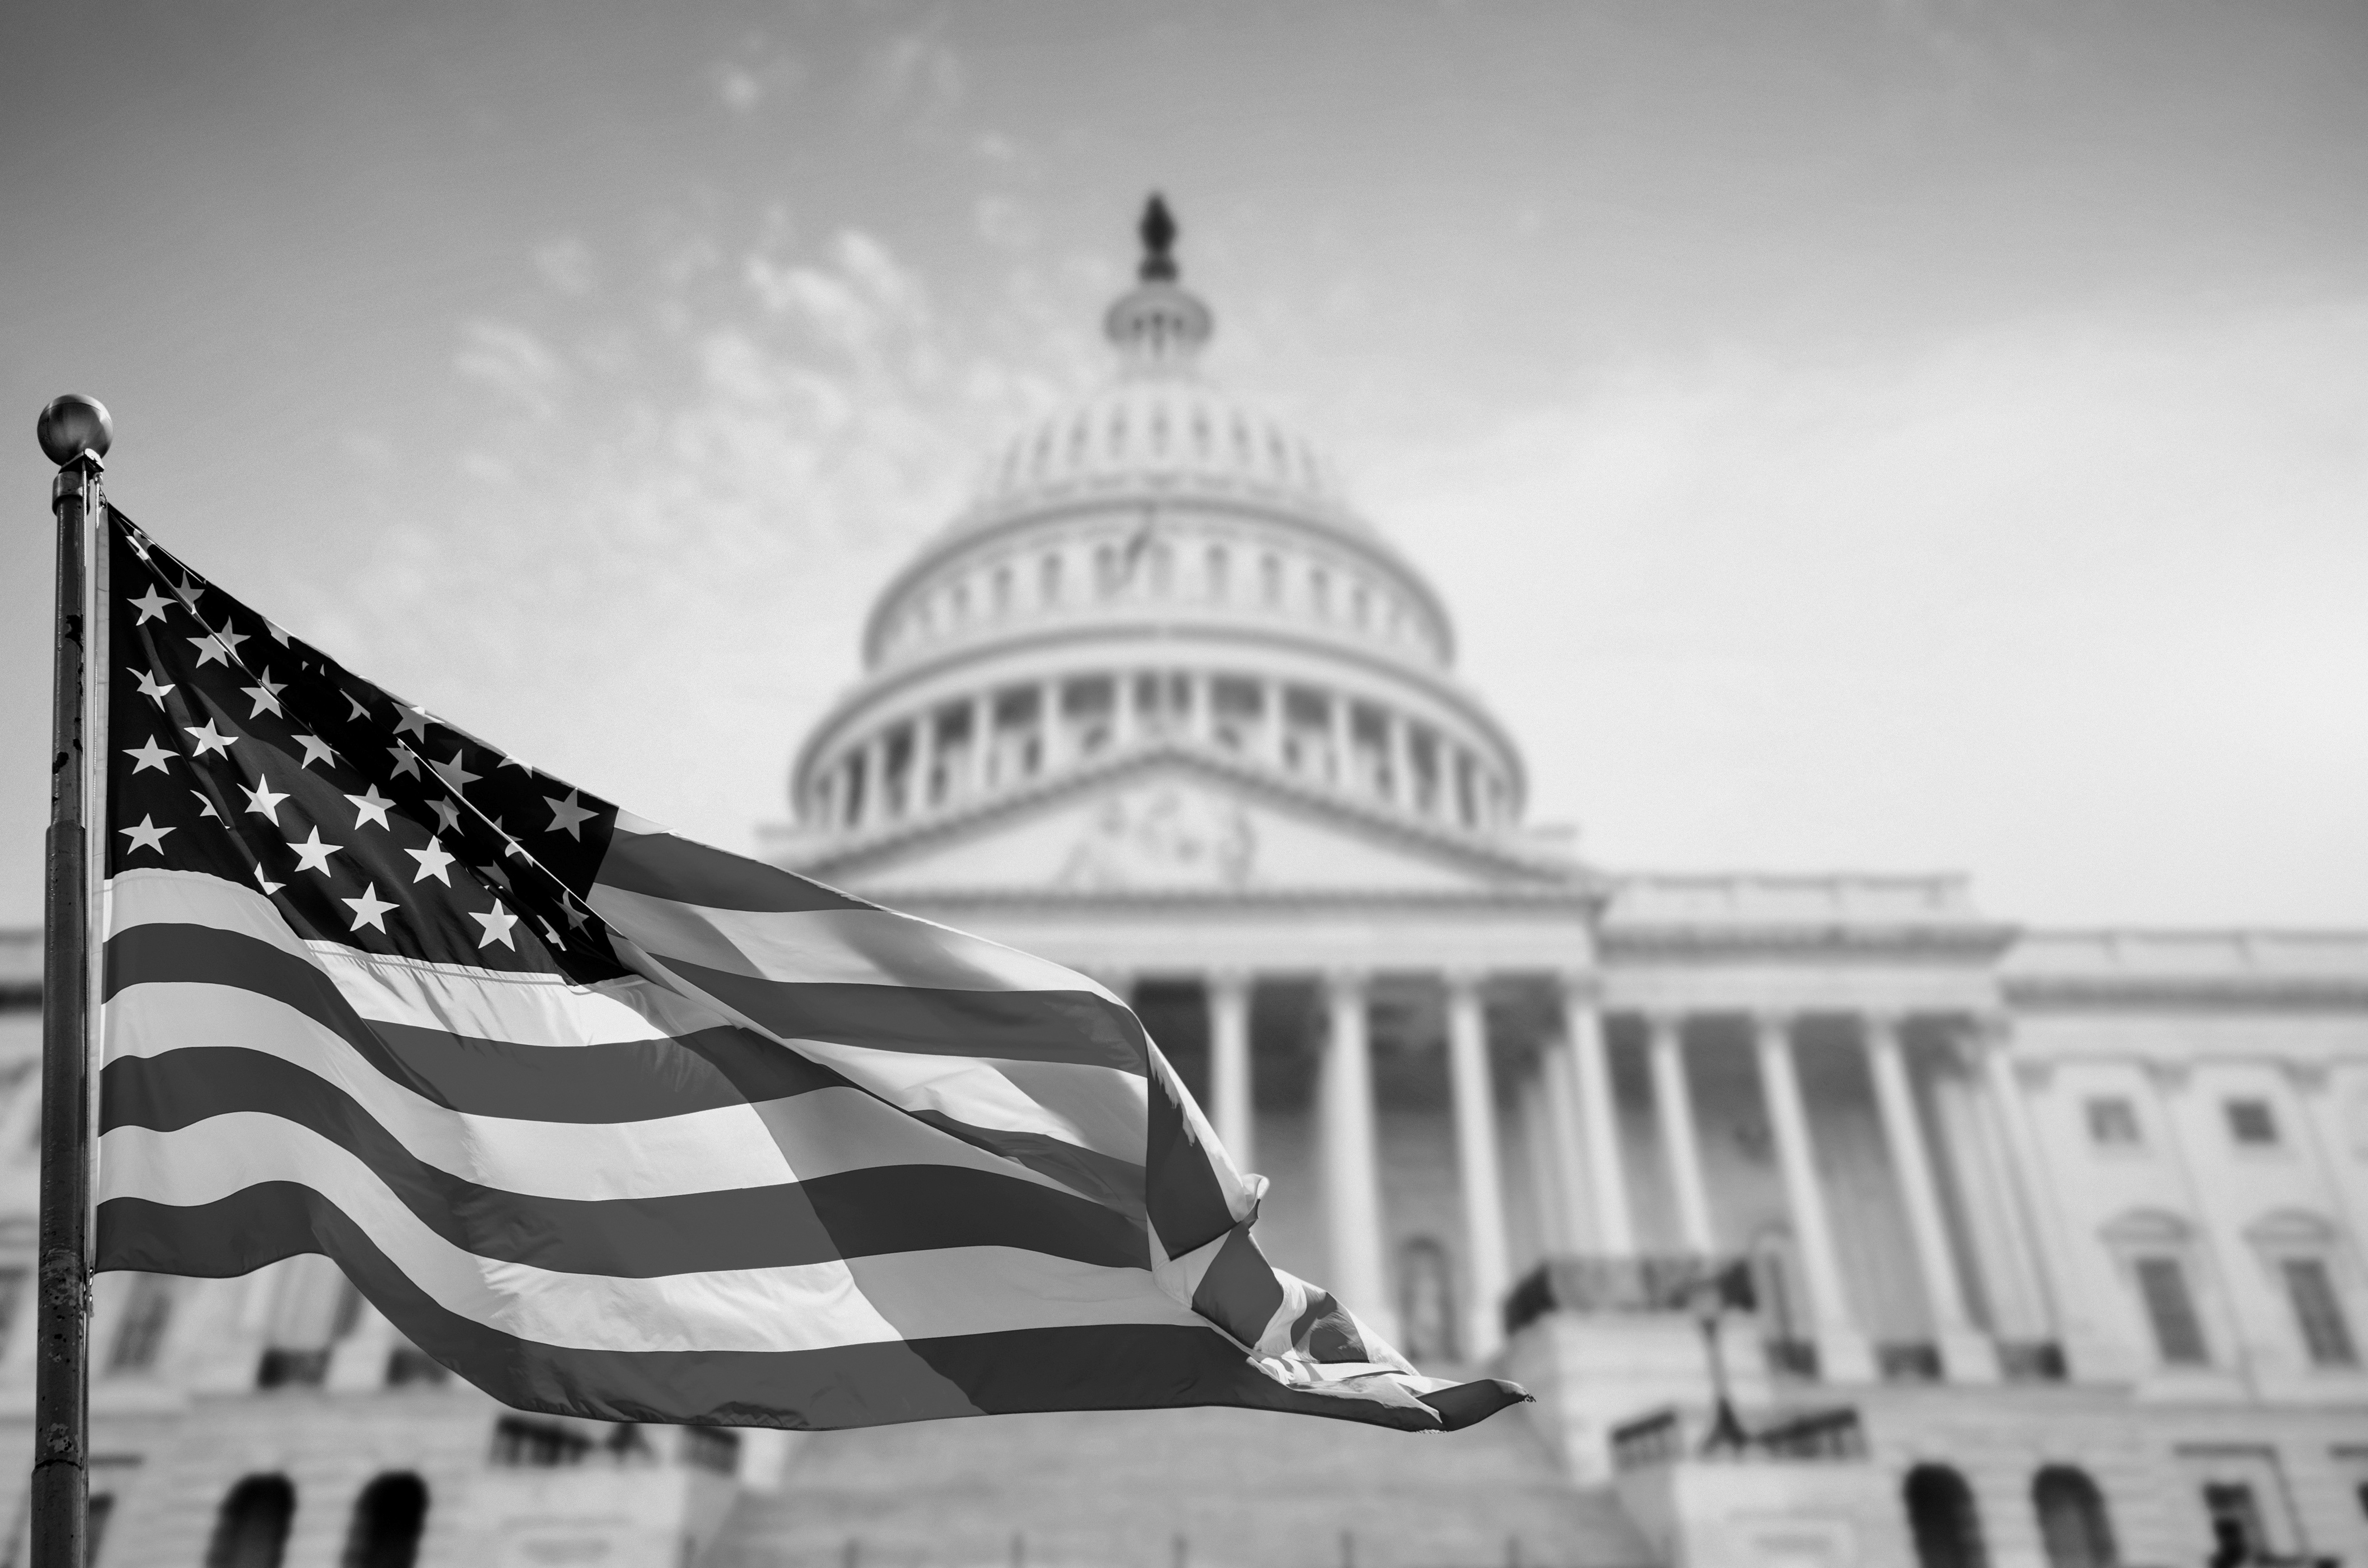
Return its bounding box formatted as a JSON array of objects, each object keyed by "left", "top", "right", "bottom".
[
  {"left": 649, "top": 955, "right": 1151, "bottom": 1076},
  {"left": 107, "top": 932, "right": 850, "bottom": 1122},
  {"left": 102, "top": 1119, "right": 1199, "bottom": 1351},
  {"left": 589, "top": 885, "right": 1119, "bottom": 998},
  {"left": 597, "top": 826, "right": 872, "bottom": 914},
  {"left": 98, "top": 1186, "right": 1435, "bottom": 1431},
  {"left": 101, "top": 1052, "right": 1148, "bottom": 1275}
]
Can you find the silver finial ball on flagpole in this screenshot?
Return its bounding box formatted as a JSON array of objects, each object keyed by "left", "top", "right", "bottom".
[{"left": 37, "top": 395, "right": 112, "bottom": 467}]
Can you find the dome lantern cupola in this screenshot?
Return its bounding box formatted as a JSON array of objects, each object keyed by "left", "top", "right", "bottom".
[{"left": 1102, "top": 195, "right": 1213, "bottom": 376}]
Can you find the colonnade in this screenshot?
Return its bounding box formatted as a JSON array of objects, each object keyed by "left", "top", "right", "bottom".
[{"left": 1145, "top": 969, "right": 2051, "bottom": 1380}]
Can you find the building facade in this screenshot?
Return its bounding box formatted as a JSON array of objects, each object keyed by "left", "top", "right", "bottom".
[{"left": 0, "top": 209, "right": 2364, "bottom": 1568}]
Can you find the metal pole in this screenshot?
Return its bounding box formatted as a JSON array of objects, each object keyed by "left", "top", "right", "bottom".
[{"left": 32, "top": 394, "right": 112, "bottom": 1568}]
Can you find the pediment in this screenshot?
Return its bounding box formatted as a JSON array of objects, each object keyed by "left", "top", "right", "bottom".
[{"left": 787, "top": 748, "right": 1584, "bottom": 898}]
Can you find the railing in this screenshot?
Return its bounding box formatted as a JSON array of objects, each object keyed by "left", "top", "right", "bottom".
[
  {"left": 1610, "top": 1404, "right": 1866, "bottom": 1471},
  {"left": 1763, "top": 1336, "right": 1819, "bottom": 1380},
  {"left": 1997, "top": 1340, "right": 2068, "bottom": 1382},
  {"left": 254, "top": 1348, "right": 330, "bottom": 1390},
  {"left": 1503, "top": 1254, "right": 1754, "bottom": 1335},
  {"left": 384, "top": 1346, "right": 450, "bottom": 1388},
  {"left": 1877, "top": 1341, "right": 1942, "bottom": 1383}
]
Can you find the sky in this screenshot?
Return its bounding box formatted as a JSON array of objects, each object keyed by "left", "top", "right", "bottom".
[{"left": 2, "top": 0, "right": 2363, "bottom": 930}]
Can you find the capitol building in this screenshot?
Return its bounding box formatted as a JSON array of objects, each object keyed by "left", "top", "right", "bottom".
[{"left": 1, "top": 203, "right": 2365, "bottom": 1568}]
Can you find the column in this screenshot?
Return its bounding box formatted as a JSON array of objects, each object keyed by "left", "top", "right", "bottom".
[
  {"left": 2138, "top": 1058, "right": 2254, "bottom": 1378},
  {"left": 1753, "top": 1012, "right": 1874, "bottom": 1381},
  {"left": 1206, "top": 970, "right": 1255, "bottom": 1173},
  {"left": 1192, "top": 670, "right": 1216, "bottom": 747},
  {"left": 910, "top": 707, "right": 938, "bottom": 815},
  {"left": 1320, "top": 970, "right": 1392, "bottom": 1340},
  {"left": 1864, "top": 1014, "right": 1999, "bottom": 1382},
  {"left": 1538, "top": 1042, "right": 1594, "bottom": 1250},
  {"left": 1645, "top": 1012, "right": 1716, "bottom": 1254},
  {"left": 968, "top": 691, "right": 992, "bottom": 797},
  {"left": 1970, "top": 1017, "right": 2108, "bottom": 1379},
  {"left": 1445, "top": 973, "right": 1512, "bottom": 1360},
  {"left": 1263, "top": 678, "right": 1288, "bottom": 769},
  {"left": 862, "top": 732, "right": 889, "bottom": 828},
  {"left": 1387, "top": 711, "right": 1413, "bottom": 808},
  {"left": 1563, "top": 976, "right": 1633, "bottom": 1255},
  {"left": 1112, "top": 670, "right": 1139, "bottom": 751},
  {"left": 1038, "top": 677, "right": 1065, "bottom": 774}
]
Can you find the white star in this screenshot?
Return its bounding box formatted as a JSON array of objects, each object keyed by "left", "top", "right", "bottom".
[
  {"left": 129, "top": 587, "right": 173, "bottom": 624},
  {"left": 240, "top": 669, "right": 285, "bottom": 718},
  {"left": 490, "top": 816, "right": 527, "bottom": 860},
  {"left": 405, "top": 837, "right": 457, "bottom": 886},
  {"left": 392, "top": 704, "right": 433, "bottom": 740},
  {"left": 562, "top": 900, "right": 589, "bottom": 931},
  {"left": 240, "top": 778, "right": 290, "bottom": 826},
  {"left": 538, "top": 919, "right": 564, "bottom": 947},
  {"left": 132, "top": 669, "right": 175, "bottom": 707},
  {"left": 543, "top": 790, "right": 596, "bottom": 839},
  {"left": 184, "top": 719, "right": 235, "bottom": 758},
  {"left": 429, "top": 748, "right": 480, "bottom": 793},
  {"left": 387, "top": 747, "right": 420, "bottom": 780},
  {"left": 191, "top": 790, "right": 221, "bottom": 821},
  {"left": 251, "top": 863, "right": 284, "bottom": 897},
  {"left": 118, "top": 816, "right": 174, "bottom": 855},
  {"left": 428, "top": 798, "right": 462, "bottom": 835},
  {"left": 342, "top": 883, "right": 398, "bottom": 934},
  {"left": 288, "top": 827, "right": 341, "bottom": 877},
  {"left": 172, "top": 575, "right": 205, "bottom": 610},
  {"left": 499, "top": 755, "right": 533, "bottom": 773},
  {"left": 126, "top": 531, "right": 151, "bottom": 560},
  {"left": 188, "top": 624, "right": 248, "bottom": 668},
  {"left": 265, "top": 620, "right": 291, "bottom": 645},
  {"left": 345, "top": 785, "right": 395, "bottom": 830},
  {"left": 469, "top": 902, "right": 520, "bottom": 950},
  {"left": 293, "top": 732, "right": 339, "bottom": 770},
  {"left": 124, "top": 737, "right": 175, "bottom": 775},
  {"left": 344, "top": 691, "right": 370, "bottom": 722}
]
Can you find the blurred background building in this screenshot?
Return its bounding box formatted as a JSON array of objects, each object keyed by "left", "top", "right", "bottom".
[{"left": 0, "top": 206, "right": 2363, "bottom": 1568}]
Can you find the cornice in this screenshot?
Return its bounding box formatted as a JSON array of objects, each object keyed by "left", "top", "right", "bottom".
[
  {"left": 791, "top": 617, "right": 1531, "bottom": 816},
  {"left": 784, "top": 740, "right": 1601, "bottom": 899},
  {"left": 2002, "top": 975, "right": 2368, "bottom": 1014},
  {"left": 854, "top": 884, "right": 1605, "bottom": 915},
  {"left": 1601, "top": 922, "right": 2023, "bottom": 962}
]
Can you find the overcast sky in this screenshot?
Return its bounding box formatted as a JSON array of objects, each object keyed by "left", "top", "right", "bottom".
[{"left": 3, "top": 0, "right": 2363, "bottom": 929}]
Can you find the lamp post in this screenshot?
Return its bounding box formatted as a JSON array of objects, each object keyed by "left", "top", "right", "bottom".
[{"left": 1689, "top": 1271, "right": 1750, "bottom": 1456}]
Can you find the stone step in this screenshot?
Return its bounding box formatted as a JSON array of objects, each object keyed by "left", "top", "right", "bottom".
[{"left": 706, "top": 1403, "right": 1654, "bottom": 1568}]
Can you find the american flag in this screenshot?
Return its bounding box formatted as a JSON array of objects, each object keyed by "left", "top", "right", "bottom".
[{"left": 93, "top": 508, "right": 1525, "bottom": 1433}]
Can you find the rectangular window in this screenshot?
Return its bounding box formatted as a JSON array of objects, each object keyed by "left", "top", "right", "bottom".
[
  {"left": 2085, "top": 1097, "right": 2141, "bottom": 1146},
  {"left": 2134, "top": 1255, "right": 2210, "bottom": 1366},
  {"left": 2225, "top": 1098, "right": 2280, "bottom": 1146},
  {"left": 0, "top": 1267, "right": 24, "bottom": 1361},
  {"left": 2282, "top": 1258, "right": 2359, "bottom": 1367}
]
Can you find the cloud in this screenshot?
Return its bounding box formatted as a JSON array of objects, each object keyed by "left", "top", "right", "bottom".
[
  {"left": 1367, "top": 300, "right": 2368, "bottom": 923},
  {"left": 453, "top": 320, "right": 565, "bottom": 422},
  {"left": 533, "top": 237, "right": 598, "bottom": 297},
  {"left": 708, "top": 37, "right": 805, "bottom": 117}
]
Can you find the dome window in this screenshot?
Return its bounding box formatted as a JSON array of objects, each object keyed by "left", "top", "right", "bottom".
[
  {"left": 1310, "top": 569, "right": 1331, "bottom": 618},
  {"left": 1206, "top": 545, "right": 1229, "bottom": 601},
  {"left": 992, "top": 566, "right": 1013, "bottom": 615},
  {"left": 1261, "top": 554, "right": 1282, "bottom": 606},
  {"left": 1351, "top": 585, "right": 1369, "bottom": 629},
  {"left": 1040, "top": 554, "right": 1063, "bottom": 605}
]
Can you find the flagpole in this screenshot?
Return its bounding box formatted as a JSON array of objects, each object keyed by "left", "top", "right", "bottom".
[{"left": 32, "top": 395, "right": 111, "bottom": 1568}]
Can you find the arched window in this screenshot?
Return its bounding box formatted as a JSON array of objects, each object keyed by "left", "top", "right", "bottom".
[
  {"left": 1905, "top": 1465, "right": 1990, "bottom": 1568},
  {"left": 88, "top": 1492, "right": 115, "bottom": 1568},
  {"left": 340, "top": 1473, "right": 429, "bottom": 1568},
  {"left": 205, "top": 1475, "right": 295, "bottom": 1568},
  {"left": 2033, "top": 1466, "right": 2117, "bottom": 1568},
  {"left": 107, "top": 1274, "right": 174, "bottom": 1373}
]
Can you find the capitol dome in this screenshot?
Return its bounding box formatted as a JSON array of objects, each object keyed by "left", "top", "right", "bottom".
[{"left": 788, "top": 198, "right": 1530, "bottom": 854}]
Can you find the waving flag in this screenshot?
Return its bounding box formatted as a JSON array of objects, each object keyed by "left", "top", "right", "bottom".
[{"left": 93, "top": 510, "right": 1524, "bottom": 1433}]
